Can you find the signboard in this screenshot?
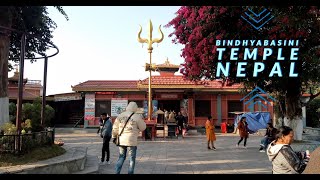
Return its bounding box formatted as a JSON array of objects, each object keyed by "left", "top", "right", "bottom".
[
  {"left": 95, "top": 92, "right": 116, "bottom": 95},
  {"left": 84, "top": 93, "right": 95, "bottom": 121},
  {"left": 160, "top": 94, "right": 178, "bottom": 99},
  {"left": 111, "top": 98, "right": 128, "bottom": 117},
  {"left": 143, "top": 100, "right": 158, "bottom": 119},
  {"left": 54, "top": 93, "right": 82, "bottom": 102}
]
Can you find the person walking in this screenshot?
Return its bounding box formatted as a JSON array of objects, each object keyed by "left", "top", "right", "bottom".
[
  {"left": 236, "top": 116, "right": 249, "bottom": 148},
  {"left": 164, "top": 109, "right": 169, "bottom": 124},
  {"left": 99, "top": 113, "right": 113, "bottom": 165},
  {"left": 267, "top": 126, "right": 310, "bottom": 174},
  {"left": 112, "top": 101, "right": 146, "bottom": 174},
  {"left": 175, "top": 112, "right": 186, "bottom": 136},
  {"left": 205, "top": 115, "right": 216, "bottom": 150}
]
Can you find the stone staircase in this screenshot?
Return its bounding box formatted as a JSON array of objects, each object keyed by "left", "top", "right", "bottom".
[
  {"left": 304, "top": 127, "right": 320, "bottom": 135},
  {"left": 302, "top": 134, "right": 320, "bottom": 142},
  {"left": 73, "top": 154, "right": 99, "bottom": 174},
  {"left": 303, "top": 127, "right": 320, "bottom": 143},
  {"left": 54, "top": 127, "right": 98, "bottom": 134}
]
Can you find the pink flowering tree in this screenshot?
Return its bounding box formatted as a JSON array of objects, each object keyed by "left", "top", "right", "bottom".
[{"left": 167, "top": 6, "right": 320, "bottom": 140}]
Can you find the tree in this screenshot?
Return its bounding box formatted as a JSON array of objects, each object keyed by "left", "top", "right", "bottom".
[
  {"left": 167, "top": 6, "right": 320, "bottom": 140},
  {"left": 0, "top": 6, "right": 68, "bottom": 126},
  {"left": 22, "top": 98, "right": 55, "bottom": 132}
]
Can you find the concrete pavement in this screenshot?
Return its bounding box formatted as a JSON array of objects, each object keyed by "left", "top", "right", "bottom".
[
  {"left": 56, "top": 131, "right": 273, "bottom": 174},
  {"left": 2, "top": 128, "right": 318, "bottom": 174}
]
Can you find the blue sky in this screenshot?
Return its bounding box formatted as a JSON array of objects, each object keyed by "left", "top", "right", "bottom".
[{"left": 9, "top": 6, "right": 185, "bottom": 95}]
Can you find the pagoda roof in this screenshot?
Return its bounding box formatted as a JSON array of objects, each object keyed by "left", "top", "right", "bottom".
[
  {"left": 156, "top": 58, "right": 180, "bottom": 69},
  {"left": 8, "top": 89, "right": 41, "bottom": 100},
  {"left": 137, "top": 76, "right": 242, "bottom": 90},
  {"left": 8, "top": 68, "right": 28, "bottom": 83},
  {"left": 71, "top": 59, "right": 242, "bottom": 92},
  {"left": 71, "top": 76, "right": 242, "bottom": 92}
]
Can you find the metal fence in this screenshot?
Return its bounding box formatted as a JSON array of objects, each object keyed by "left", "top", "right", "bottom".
[{"left": 0, "top": 128, "right": 55, "bottom": 154}]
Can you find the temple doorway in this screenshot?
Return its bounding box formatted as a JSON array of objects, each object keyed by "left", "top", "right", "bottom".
[{"left": 158, "top": 100, "right": 180, "bottom": 114}]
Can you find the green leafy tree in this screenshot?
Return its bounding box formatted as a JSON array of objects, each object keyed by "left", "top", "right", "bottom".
[
  {"left": 0, "top": 6, "right": 68, "bottom": 126},
  {"left": 22, "top": 98, "right": 55, "bottom": 132},
  {"left": 8, "top": 102, "right": 16, "bottom": 124},
  {"left": 45, "top": 104, "right": 55, "bottom": 127},
  {"left": 306, "top": 99, "right": 320, "bottom": 127},
  {"left": 167, "top": 6, "right": 320, "bottom": 140}
]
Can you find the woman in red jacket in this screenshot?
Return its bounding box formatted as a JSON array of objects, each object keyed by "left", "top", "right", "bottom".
[{"left": 236, "top": 116, "right": 249, "bottom": 148}]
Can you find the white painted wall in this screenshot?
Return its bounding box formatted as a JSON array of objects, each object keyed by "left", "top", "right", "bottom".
[{"left": 0, "top": 97, "right": 9, "bottom": 127}]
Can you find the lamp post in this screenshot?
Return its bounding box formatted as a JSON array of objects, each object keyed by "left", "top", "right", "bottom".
[
  {"left": 15, "top": 33, "right": 26, "bottom": 152},
  {"left": 138, "top": 20, "right": 164, "bottom": 121},
  {"left": 40, "top": 56, "right": 48, "bottom": 127}
]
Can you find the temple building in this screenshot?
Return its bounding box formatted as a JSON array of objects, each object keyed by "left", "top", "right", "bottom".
[
  {"left": 8, "top": 68, "right": 43, "bottom": 103},
  {"left": 70, "top": 58, "right": 274, "bottom": 128}
]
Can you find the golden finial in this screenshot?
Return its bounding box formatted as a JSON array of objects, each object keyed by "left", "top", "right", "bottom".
[{"left": 165, "top": 57, "right": 170, "bottom": 65}]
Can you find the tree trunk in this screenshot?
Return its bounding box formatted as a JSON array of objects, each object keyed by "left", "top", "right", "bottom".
[
  {"left": 284, "top": 116, "right": 303, "bottom": 141},
  {"left": 0, "top": 7, "right": 13, "bottom": 127},
  {"left": 283, "top": 82, "right": 303, "bottom": 141}
]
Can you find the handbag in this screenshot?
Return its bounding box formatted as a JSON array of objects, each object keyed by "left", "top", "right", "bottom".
[
  {"left": 100, "top": 119, "right": 107, "bottom": 138},
  {"left": 113, "top": 113, "right": 134, "bottom": 146}
]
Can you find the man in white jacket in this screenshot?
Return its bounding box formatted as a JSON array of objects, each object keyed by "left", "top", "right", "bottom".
[{"left": 112, "top": 101, "right": 146, "bottom": 174}]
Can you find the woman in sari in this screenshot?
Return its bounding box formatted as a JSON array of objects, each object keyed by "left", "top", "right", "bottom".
[{"left": 205, "top": 115, "right": 216, "bottom": 150}]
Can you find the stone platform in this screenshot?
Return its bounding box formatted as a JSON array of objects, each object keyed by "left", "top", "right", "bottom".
[{"left": 0, "top": 146, "right": 87, "bottom": 174}]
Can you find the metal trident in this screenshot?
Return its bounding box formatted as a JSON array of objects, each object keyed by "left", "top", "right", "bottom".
[
  {"left": 137, "top": 20, "right": 164, "bottom": 121},
  {"left": 138, "top": 20, "right": 164, "bottom": 53}
]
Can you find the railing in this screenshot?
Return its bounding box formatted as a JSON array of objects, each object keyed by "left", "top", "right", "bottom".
[
  {"left": 0, "top": 128, "right": 55, "bottom": 154},
  {"left": 74, "top": 116, "right": 84, "bottom": 128}
]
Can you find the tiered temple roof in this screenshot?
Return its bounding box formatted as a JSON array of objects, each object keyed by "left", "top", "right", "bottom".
[
  {"left": 72, "top": 58, "right": 242, "bottom": 92},
  {"left": 8, "top": 67, "right": 43, "bottom": 100}
]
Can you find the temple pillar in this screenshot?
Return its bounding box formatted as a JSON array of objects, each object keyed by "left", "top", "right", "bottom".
[
  {"left": 217, "top": 94, "right": 222, "bottom": 125},
  {"left": 188, "top": 94, "right": 195, "bottom": 126}
]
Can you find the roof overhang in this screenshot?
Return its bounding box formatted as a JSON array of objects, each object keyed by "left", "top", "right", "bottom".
[
  {"left": 72, "top": 87, "right": 142, "bottom": 92},
  {"left": 137, "top": 84, "right": 204, "bottom": 89}
]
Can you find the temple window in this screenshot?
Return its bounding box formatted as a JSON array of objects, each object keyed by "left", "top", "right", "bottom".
[
  {"left": 195, "top": 100, "right": 211, "bottom": 117},
  {"left": 228, "top": 101, "right": 243, "bottom": 117},
  {"left": 95, "top": 100, "right": 111, "bottom": 116}
]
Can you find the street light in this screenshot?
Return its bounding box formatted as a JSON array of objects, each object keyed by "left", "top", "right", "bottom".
[{"left": 137, "top": 20, "right": 164, "bottom": 121}]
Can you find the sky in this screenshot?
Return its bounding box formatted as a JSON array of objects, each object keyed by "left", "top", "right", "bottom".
[{"left": 8, "top": 6, "right": 185, "bottom": 95}]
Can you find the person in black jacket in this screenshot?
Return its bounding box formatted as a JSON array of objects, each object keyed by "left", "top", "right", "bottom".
[
  {"left": 97, "top": 113, "right": 110, "bottom": 134},
  {"left": 259, "top": 122, "right": 277, "bottom": 152},
  {"left": 175, "top": 112, "right": 186, "bottom": 136},
  {"left": 99, "top": 113, "right": 113, "bottom": 165}
]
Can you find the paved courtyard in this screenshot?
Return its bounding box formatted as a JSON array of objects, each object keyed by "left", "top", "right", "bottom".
[{"left": 56, "top": 131, "right": 272, "bottom": 174}]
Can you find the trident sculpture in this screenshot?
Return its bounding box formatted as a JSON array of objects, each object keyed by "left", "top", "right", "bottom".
[{"left": 138, "top": 20, "right": 164, "bottom": 121}]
